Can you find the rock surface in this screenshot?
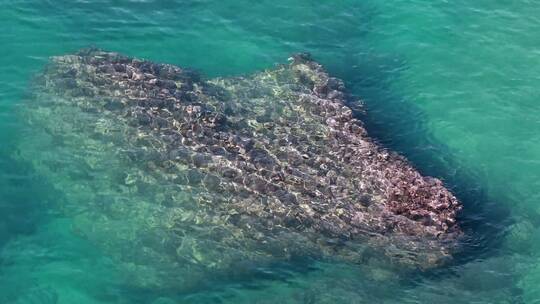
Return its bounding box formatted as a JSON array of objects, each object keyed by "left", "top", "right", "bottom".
[{"left": 21, "top": 49, "right": 462, "bottom": 288}]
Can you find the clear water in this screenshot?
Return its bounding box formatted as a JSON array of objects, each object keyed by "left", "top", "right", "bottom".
[{"left": 1, "top": 0, "right": 539, "bottom": 303}]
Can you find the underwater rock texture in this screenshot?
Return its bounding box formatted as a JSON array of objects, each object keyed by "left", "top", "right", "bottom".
[{"left": 21, "top": 49, "right": 461, "bottom": 289}]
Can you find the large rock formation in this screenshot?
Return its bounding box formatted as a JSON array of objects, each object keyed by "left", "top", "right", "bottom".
[{"left": 20, "top": 49, "right": 462, "bottom": 289}]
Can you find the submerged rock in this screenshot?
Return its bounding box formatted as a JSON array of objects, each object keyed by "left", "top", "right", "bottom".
[{"left": 21, "top": 49, "right": 462, "bottom": 289}]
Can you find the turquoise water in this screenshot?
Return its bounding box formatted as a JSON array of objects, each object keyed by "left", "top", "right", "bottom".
[{"left": 1, "top": 0, "right": 540, "bottom": 303}]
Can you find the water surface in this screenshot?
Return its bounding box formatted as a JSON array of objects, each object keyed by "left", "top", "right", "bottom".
[{"left": 1, "top": 1, "right": 540, "bottom": 303}]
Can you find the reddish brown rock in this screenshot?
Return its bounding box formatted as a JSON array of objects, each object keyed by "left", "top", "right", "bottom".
[{"left": 22, "top": 49, "right": 462, "bottom": 288}]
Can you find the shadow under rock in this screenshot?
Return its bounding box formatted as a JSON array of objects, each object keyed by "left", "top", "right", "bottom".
[{"left": 326, "top": 51, "right": 512, "bottom": 269}]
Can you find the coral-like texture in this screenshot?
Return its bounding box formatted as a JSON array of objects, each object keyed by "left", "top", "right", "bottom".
[{"left": 21, "top": 49, "right": 462, "bottom": 289}]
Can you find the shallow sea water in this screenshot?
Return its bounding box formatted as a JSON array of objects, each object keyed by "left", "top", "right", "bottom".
[{"left": 1, "top": 0, "right": 540, "bottom": 303}]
